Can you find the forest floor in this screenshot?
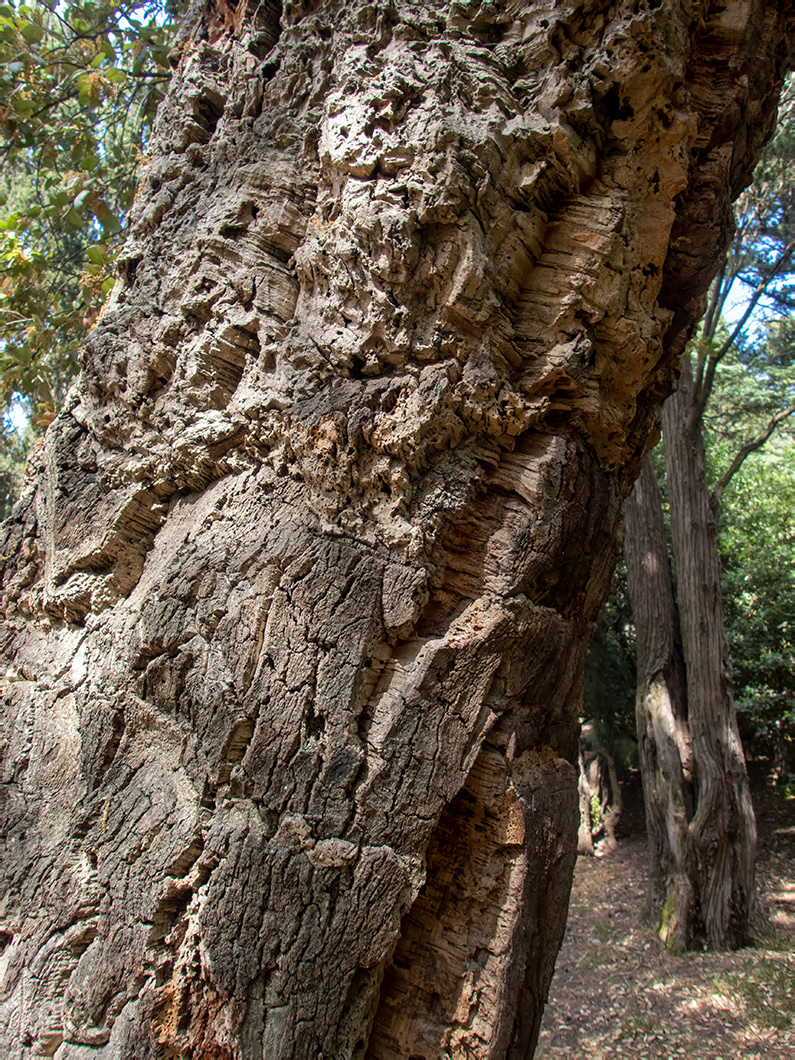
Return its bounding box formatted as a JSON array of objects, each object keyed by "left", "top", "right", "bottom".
[{"left": 536, "top": 772, "right": 794, "bottom": 1060}]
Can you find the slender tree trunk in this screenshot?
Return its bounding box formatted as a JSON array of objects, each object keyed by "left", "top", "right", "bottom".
[
  {"left": 661, "top": 361, "right": 762, "bottom": 949},
  {"left": 625, "top": 456, "right": 694, "bottom": 948},
  {"left": 0, "top": 1, "right": 790, "bottom": 1055},
  {"left": 577, "top": 737, "right": 596, "bottom": 857},
  {"left": 594, "top": 744, "right": 622, "bottom": 856},
  {"left": 577, "top": 722, "right": 622, "bottom": 857}
]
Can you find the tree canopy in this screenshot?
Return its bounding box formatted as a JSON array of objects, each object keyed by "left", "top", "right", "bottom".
[{"left": 0, "top": 1, "right": 180, "bottom": 413}]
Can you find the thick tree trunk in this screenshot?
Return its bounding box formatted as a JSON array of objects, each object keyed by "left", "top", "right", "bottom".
[
  {"left": 0, "top": 1, "right": 790, "bottom": 1056},
  {"left": 661, "top": 362, "right": 762, "bottom": 949},
  {"left": 625, "top": 456, "right": 693, "bottom": 948}
]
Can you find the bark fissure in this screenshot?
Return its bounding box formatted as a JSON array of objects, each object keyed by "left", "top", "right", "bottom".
[
  {"left": 0, "top": 0, "right": 791, "bottom": 1054},
  {"left": 367, "top": 732, "right": 577, "bottom": 1060},
  {"left": 625, "top": 456, "right": 694, "bottom": 946},
  {"left": 662, "top": 362, "right": 761, "bottom": 948}
]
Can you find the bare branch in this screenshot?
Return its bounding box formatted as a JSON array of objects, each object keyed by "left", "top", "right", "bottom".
[
  {"left": 689, "top": 239, "right": 795, "bottom": 431},
  {"left": 702, "top": 262, "right": 727, "bottom": 343},
  {"left": 711, "top": 402, "right": 795, "bottom": 509}
]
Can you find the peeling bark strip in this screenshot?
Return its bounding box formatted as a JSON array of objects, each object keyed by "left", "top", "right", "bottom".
[{"left": 0, "top": 1, "right": 790, "bottom": 1056}]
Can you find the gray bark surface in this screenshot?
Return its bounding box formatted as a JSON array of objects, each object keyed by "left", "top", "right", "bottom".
[{"left": 0, "top": 1, "right": 790, "bottom": 1056}]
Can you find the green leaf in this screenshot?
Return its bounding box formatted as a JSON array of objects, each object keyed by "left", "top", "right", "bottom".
[
  {"left": 0, "top": 0, "right": 179, "bottom": 418},
  {"left": 96, "top": 201, "right": 121, "bottom": 234},
  {"left": 77, "top": 83, "right": 91, "bottom": 108},
  {"left": 101, "top": 276, "right": 115, "bottom": 294},
  {"left": 19, "top": 21, "right": 43, "bottom": 45},
  {"left": 11, "top": 94, "right": 34, "bottom": 118}
]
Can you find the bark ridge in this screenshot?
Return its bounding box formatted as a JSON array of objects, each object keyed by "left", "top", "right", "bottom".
[{"left": 0, "top": 0, "right": 791, "bottom": 1056}]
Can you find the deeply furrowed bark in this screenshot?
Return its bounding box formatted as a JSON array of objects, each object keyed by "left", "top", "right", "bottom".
[
  {"left": 627, "top": 395, "right": 763, "bottom": 952},
  {"left": 625, "top": 456, "right": 693, "bottom": 950},
  {"left": 661, "top": 363, "right": 762, "bottom": 949},
  {"left": 0, "top": 1, "right": 791, "bottom": 1056}
]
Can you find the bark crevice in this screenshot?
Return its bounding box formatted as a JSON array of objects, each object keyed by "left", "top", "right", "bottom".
[{"left": 0, "top": 0, "right": 791, "bottom": 1053}]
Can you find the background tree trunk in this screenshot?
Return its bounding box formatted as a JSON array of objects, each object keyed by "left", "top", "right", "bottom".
[
  {"left": 577, "top": 721, "right": 623, "bottom": 857},
  {"left": 661, "top": 362, "right": 762, "bottom": 948},
  {"left": 625, "top": 456, "right": 693, "bottom": 948},
  {"left": 0, "top": 0, "right": 790, "bottom": 1055}
]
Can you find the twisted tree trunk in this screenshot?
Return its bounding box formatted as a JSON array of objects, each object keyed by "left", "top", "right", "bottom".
[
  {"left": 627, "top": 372, "right": 766, "bottom": 951},
  {"left": 0, "top": 0, "right": 790, "bottom": 1055}
]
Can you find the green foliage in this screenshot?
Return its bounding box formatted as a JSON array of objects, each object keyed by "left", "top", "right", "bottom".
[
  {"left": 583, "top": 559, "right": 638, "bottom": 772},
  {"left": 704, "top": 231, "right": 795, "bottom": 778},
  {"left": 718, "top": 440, "right": 795, "bottom": 779},
  {"left": 695, "top": 85, "right": 795, "bottom": 779},
  {"left": 0, "top": 406, "right": 31, "bottom": 519},
  {"left": 0, "top": 1, "right": 181, "bottom": 411},
  {"left": 704, "top": 333, "right": 794, "bottom": 464},
  {"left": 722, "top": 77, "right": 795, "bottom": 318}
]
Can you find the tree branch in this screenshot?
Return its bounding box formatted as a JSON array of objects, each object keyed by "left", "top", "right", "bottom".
[
  {"left": 711, "top": 402, "right": 795, "bottom": 509},
  {"left": 689, "top": 239, "right": 795, "bottom": 432},
  {"left": 702, "top": 261, "right": 727, "bottom": 343}
]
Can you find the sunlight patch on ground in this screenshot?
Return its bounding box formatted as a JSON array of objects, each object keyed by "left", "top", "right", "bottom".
[{"left": 537, "top": 795, "right": 795, "bottom": 1060}]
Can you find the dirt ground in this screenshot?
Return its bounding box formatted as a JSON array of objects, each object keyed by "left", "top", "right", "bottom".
[{"left": 536, "top": 777, "right": 795, "bottom": 1060}]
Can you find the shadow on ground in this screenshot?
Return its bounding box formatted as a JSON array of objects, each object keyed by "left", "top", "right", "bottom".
[{"left": 536, "top": 774, "right": 795, "bottom": 1060}]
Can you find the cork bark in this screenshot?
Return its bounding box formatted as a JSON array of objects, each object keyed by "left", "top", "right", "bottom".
[{"left": 0, "top": 1, "right": 791, "bottom": 1056}]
